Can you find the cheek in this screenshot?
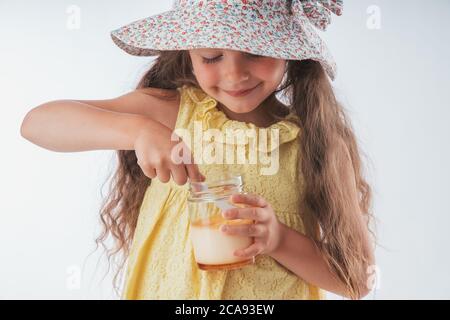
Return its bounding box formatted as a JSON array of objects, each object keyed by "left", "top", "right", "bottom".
[
  {"left": 194, "top": 66, "right": 220, "bottom": 86},
  {"left": 255, "top": 61, "right": 285, "bottom": 83}
]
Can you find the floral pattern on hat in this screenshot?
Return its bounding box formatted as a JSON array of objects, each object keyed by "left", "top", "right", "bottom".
[{"left": 111, "top": 0, "right": 343, "bottom": 80}]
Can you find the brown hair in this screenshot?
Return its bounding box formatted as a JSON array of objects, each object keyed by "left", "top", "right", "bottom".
[{"left": 96, "top": 50, "right": 377, "bottom": 299}]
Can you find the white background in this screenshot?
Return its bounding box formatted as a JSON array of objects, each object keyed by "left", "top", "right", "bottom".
[{"left": 1, "top": 0, "right": 449, "bottom": 299}]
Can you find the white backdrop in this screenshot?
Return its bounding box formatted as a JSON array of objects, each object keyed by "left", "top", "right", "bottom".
[{"left": 1, "top": 0, "right": 449, "bottom": 299}]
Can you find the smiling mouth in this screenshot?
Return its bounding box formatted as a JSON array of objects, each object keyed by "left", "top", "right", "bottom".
[{"left": 223, "top": 84, "right": 260, "bottom": 97}]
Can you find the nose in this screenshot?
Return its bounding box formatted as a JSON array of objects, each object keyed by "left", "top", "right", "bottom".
[{"left": 223, "top": 56, "right": 250, "bottom": 84}]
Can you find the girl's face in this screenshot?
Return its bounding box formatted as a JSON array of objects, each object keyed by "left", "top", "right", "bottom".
[{"left": 188, "top": 49, "right": 286, "bottom": 115}]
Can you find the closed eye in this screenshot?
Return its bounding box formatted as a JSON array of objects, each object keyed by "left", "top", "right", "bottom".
[
  {"left": 202, "top": 56, "right": 222, "bottom": 64},
  {"left": 202, "top": 53, "right": 263, "bottom": 64}
]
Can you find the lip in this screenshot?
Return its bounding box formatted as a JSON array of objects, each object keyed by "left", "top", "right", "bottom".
[{"left": 223, "top": 84, "right": 260, "bottom": 97}]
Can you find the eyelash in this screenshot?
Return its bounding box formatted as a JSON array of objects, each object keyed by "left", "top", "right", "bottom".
[{"left": 202, "top": 54, "right": 262, "bottom": 64}]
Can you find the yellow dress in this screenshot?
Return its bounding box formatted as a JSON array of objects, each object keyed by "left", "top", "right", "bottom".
[{"left": 122, "top": 84, "right": 326, "bottom": 300}]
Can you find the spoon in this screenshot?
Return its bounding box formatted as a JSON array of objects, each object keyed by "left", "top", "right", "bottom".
[{"left": 193, "top": 180, "right": 237, "bottom": 212}]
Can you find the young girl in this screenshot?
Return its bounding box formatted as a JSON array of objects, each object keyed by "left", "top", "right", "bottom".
[{"left": 21, "top": 0, "right": 376, "bottom": 300}]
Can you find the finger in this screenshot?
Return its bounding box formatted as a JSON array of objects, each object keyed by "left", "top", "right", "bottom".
[
  {"left": 185, "top": 163, "right": 206, "bottom": 182},
  {"left": 146, "top": 167, "right": 157, "bottom": 179},
  {"left": 170, "top": 165, "right": 188, "bottom": 186},
  {"left": 220, "top": 223, "right": 266, "bottom": 237},
  {"left": 222, "top": 206, "right": 268, "bottom": 222},
  {"left": 140, "top": 164, "right": 157, "bottom": 179},
  {"left": 230, "top": 193, "right": 268, "bottom": 208},
  {"left": 234, "top": 243, "right": 263, "bottom": 258},
  {"left": 156, "top": 166, "right": 171, "bottom": 183}
]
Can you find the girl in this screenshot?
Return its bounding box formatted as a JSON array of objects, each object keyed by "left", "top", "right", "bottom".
[{"left": 21, "top": 0, "right": 376, "bottom": 300}]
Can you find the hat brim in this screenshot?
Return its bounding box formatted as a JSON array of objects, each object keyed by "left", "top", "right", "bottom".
[{"left": 110, "top": 7, "right": 337, "bottom": 80}]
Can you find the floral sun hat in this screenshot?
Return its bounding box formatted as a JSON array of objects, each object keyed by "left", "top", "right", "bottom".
[{"left": 110, "top": 0, "right": 343, "bottom": 80}]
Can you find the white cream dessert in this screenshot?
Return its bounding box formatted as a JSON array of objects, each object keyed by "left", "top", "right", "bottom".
[{"left": 190, "top": 214, "right": 254, "bottom": 268}]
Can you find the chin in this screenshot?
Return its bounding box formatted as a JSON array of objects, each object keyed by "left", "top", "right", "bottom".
[{"left": 221, "top": 100, "right": 259, "bottom": 113}]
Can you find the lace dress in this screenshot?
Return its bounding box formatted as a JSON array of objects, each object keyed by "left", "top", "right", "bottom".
[{"left": 122, "top": 84, "right": 326, "bottom": 300}]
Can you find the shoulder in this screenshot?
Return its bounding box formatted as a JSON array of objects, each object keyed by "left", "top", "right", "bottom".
[
  {"left": 134, "top": 87, "right": 180, "bottom": 110},
  {"left": 135, "top": 87, "right": 180, "bottom": 101},
  {"left": 132, "top": 87, "right": 181, "bottom": 130}
]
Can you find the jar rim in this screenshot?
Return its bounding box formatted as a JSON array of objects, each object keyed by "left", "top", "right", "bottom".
[{"left": 188, "top": 174, "right": 243, "bottom": 201}]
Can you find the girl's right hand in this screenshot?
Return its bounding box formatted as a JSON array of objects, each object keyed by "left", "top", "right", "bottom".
[{"left": 133, "top": 121, "right": 205, "bottom": 185}]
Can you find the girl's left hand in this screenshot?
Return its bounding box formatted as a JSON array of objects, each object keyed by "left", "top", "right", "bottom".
[{"left": 220, "top": 193, "right": 285, "bottom": 258}]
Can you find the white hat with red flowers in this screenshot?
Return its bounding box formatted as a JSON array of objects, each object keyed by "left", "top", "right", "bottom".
[{"left": 111, "top": 0, "right": 343, "bottom": 80}]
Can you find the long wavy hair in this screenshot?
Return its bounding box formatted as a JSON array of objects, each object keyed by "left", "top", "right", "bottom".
[{"left": 96, "top": 49, "right": 377, "bottom": 299}]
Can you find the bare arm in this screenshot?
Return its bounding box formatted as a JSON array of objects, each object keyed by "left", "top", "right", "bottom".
[
  {"left": 74, "top": 87, "right": 180, "bottom": 130},
  {"left": 269, "top": 139, "right": 375, "bottom": 299},
  {"left": 269, "top": 223, "right": 371, "bottom": 299},
  {"left": 20, "top": 88, "right": 180, "bottom": 152},
  {"left": 20, "top": 100, "right": 168, "bottom": 152}
]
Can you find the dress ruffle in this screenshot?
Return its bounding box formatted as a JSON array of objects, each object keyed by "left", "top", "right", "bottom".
[{"left": 182, "top": 85, "right": 301, "bottom": 152}]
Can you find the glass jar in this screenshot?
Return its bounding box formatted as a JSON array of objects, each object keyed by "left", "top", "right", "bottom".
[{"left": 187, "top": 174, "right": 255, "bottom": 271}]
